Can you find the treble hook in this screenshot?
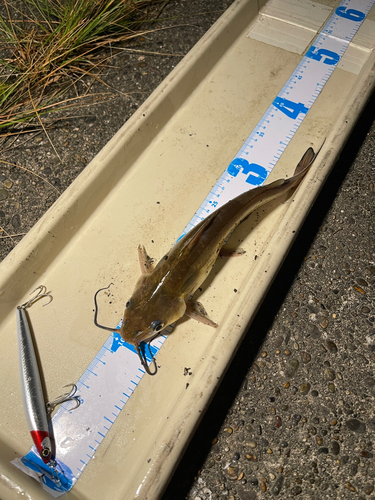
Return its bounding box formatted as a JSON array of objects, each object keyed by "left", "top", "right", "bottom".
[
  {"left": 47, "top": 459, "right": 62, "bottom": 486},
  {"left": 46, "top": 384, "right": 81, "bottom": 414},
  {"left": 18, "top": 285, "right": 52, "bottom": 310}
]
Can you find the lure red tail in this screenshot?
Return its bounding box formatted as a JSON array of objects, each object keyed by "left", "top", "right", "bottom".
[{"left": 30, "top": 430, "right": 52, "bottom": 464}]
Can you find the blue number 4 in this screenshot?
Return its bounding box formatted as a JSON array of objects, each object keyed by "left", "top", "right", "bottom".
[{"left": 273, "top": 97, "right": 308, "bottom": 119}]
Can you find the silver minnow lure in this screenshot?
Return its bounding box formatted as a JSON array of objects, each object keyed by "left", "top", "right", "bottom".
[
  {"left": 16, "top": 285, "right": 80, "bottom": 477},
  {"left": 17, "top": 286, "right": 54, "bottom": 465}
]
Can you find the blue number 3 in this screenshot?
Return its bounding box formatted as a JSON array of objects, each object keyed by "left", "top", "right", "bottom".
[{"left": 227, "top": 158, "right": 268, "bottom": 186}]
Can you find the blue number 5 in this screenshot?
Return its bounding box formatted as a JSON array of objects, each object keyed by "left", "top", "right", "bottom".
[{"left": 306, "top": 46, "right": 340, "bottom": 65}]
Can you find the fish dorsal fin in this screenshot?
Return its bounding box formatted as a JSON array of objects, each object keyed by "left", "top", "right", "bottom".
[
  {"left": 176, "top": 212, "right": 218, "bottom": 257},
  {"left": 153, "top": 213, "right": 219, "bottom": 275}
]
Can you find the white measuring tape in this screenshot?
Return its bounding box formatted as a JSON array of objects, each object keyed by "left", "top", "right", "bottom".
[{"left": 12, "top": 0, "right": 375, "bottom": 494}]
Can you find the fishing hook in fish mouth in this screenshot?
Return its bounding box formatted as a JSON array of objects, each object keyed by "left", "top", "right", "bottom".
[
  {"left": 136, "top": 343, "right": 157, "bottom": 376},
  {"left": 46, "top": 383, "right": 81, "bottom": 413},
  {"left": 94, "top": 284, "right": 158, "bottom": 375},
  {"left": 18, "top": 285, "right": 52, "bottom": 310}
]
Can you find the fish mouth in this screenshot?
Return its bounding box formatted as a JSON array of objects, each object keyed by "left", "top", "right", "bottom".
[
  {"left": 121, "top": 325, "right": 150, "bottom": 345},
  {"left": 121, "top": 318, "right": 164, "bottom": 345},
  {"left": 131, "top": 330, "right": 161, "bottom": 348}
]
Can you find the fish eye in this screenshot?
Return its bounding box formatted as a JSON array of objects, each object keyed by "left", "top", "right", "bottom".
[
  {"left": 125, "top": 299, "right": 132, "bottom": 308},
  {"left": 150, "top": 320, "right": 164, "bottom": 332}
]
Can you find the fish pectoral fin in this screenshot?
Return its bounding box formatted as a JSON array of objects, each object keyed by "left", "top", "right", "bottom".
[
  {"left": 219, "top": 247, "right": 246, "bottom": 258},
  {"left": 138, "top": 245, "right": 155, "bottom": 274},
  {"left": 185, "top": 300, "right": 218, "bottom": 328}
]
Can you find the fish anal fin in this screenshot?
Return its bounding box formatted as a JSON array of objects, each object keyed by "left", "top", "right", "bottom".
[
  {"left": 138, "top": 245, "right": 155, "bottom": 274},
  {"left": 185, "top": 300, "right": 218, "bottom": 328},
  {"left": 219, "top": 247, "right": 246, "bottom": 258}
]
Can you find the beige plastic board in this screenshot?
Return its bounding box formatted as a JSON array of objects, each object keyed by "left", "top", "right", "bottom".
[{"left": 1, "top": 0, "right": 375, "bottom": 498}]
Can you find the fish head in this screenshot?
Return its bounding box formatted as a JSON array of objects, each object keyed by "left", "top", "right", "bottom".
[{"left": 119, "top": 273, "right": 186, "bottom": 345}]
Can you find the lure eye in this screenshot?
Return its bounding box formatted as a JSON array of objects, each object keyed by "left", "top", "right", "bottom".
[
  {"left": 150, "top": 320, "right": 164, "bottom": 333},
  {"left": 125, "top": 299, "right": 132, "bottom": 308}
]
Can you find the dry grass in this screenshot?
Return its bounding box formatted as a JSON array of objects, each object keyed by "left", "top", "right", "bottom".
[{"left": 0, "top": 0, "right": 168, "bottom": 136}]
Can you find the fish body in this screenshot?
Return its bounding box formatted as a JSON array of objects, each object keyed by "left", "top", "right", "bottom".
[{"left": 119, "top": 146, "right": 319, "bottom": 357}]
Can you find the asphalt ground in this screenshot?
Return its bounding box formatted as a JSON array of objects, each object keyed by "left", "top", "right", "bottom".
[{"left": 1, "top": 1, "right": 374, "bottom": 499}]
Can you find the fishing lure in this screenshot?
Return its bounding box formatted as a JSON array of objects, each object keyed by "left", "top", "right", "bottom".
[
  {"left": 95, "top": 146, "right": 321, "bottom": 374},
  {"left": 17, "top": 285, "right": 80, "bottom": 482}
]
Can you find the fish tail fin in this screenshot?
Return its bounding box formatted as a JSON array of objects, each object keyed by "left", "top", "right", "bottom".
[
  {"left": 293, "top": 147, "right": 316, "bottom": 175},
  {"left": 293, "top": 139, "right": 325, "bottom": 175}
]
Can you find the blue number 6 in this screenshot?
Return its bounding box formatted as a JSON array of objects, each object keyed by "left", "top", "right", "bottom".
[{"left": 336, "top": 6, "right": 365, "bottom": 21}]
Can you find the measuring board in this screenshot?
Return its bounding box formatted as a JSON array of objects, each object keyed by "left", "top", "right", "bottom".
[{"left": 11, "top": 0, "right": 375, "bottom": 495}]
